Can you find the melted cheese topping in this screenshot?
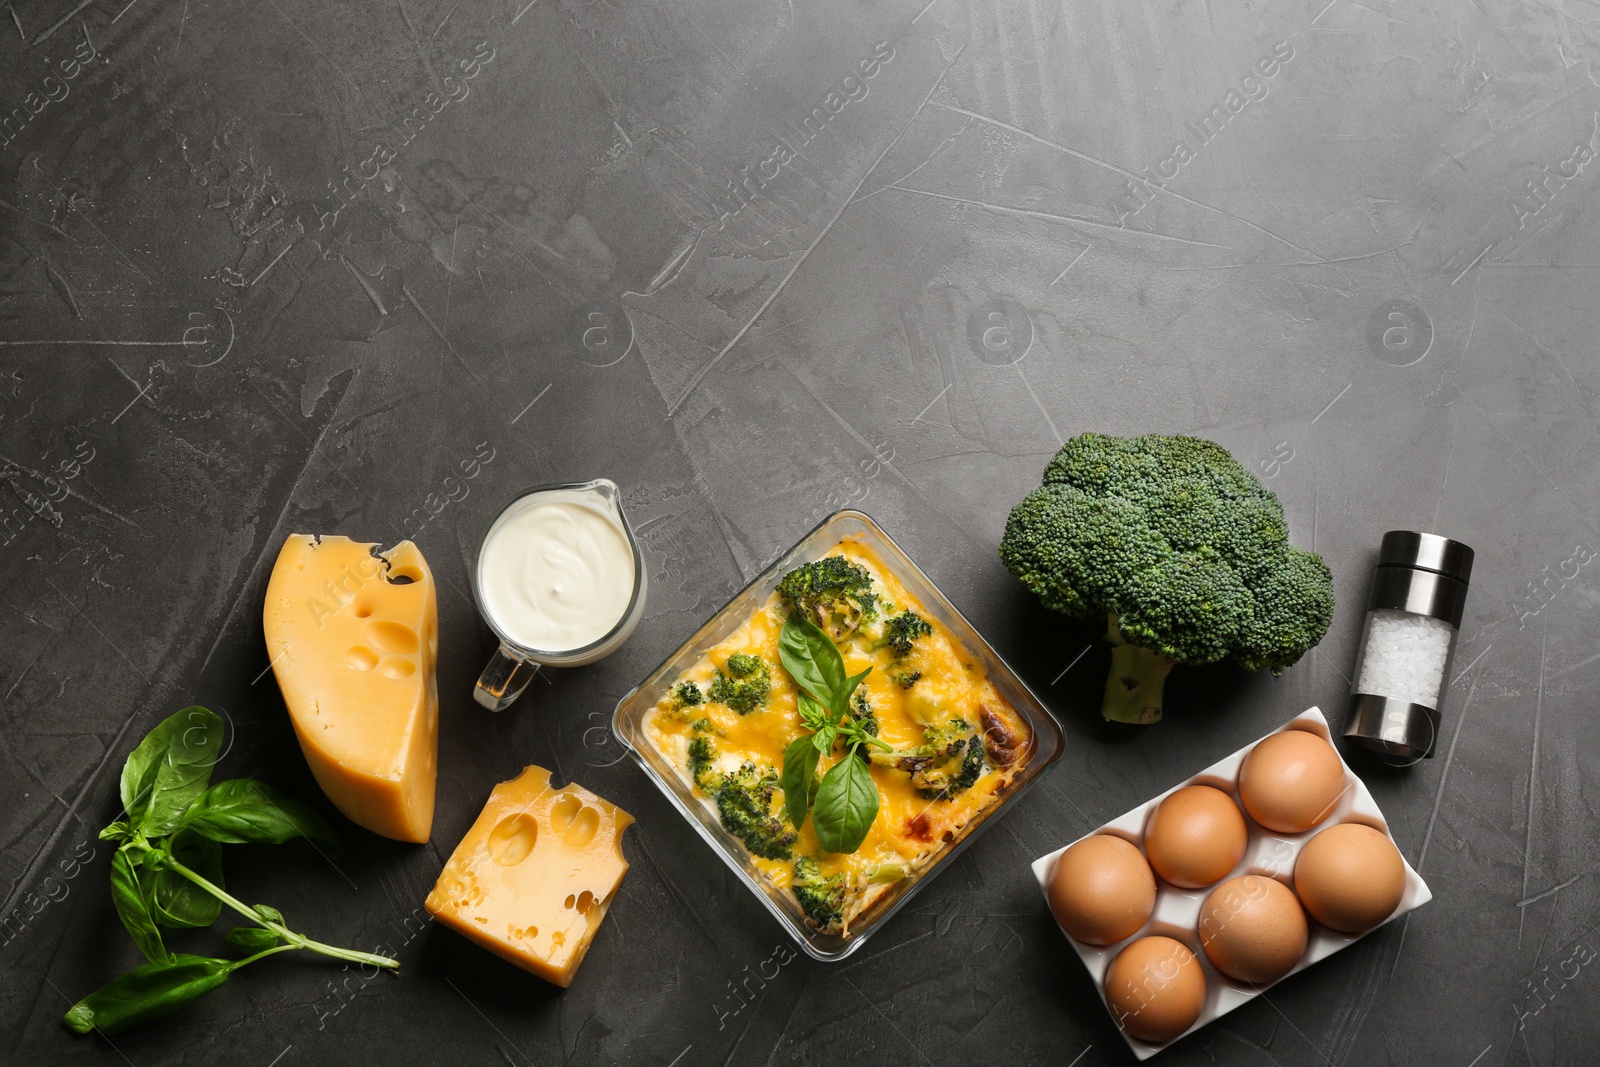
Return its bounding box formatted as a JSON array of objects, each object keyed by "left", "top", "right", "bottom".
[{"left": 645, "top": 539, "right": 1031, "bottom": 931}]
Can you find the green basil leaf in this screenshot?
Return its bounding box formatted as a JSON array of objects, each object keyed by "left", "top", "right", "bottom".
[
  {"left": 181, "top": 779, "right": 342, "bottom": 857},
  {"left": 796, "top": 692, "right": 831, "bottom": 732},
  {"left": 62, "top": 954, "right": 235, "bottom": 1036},
  {"left": 99, "top": 820, "right": 131, "bottom": 843},
  {"left": 121, "top": 707, "right": 226, "bottom": 835},
  {"left": 151, "top": 831, "right": 223, "bottom": 929},
  {"left": 225, "top": 926, "right": 281, "bottom": 952},
  {"left": 779, "top": 613, "right": 847, "bottom": 707},
  {"left": 779, "top": 735, "right": 821, "bottom": 830},
  {"left": 812, "top": 756, "right": 879, "bottom": 854},
  {"left": 109, "top": 851, "right": 169, "bottom": 964}
]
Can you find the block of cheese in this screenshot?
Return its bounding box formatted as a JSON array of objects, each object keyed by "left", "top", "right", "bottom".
[
  {"left": 263, "top": 535, "right": 439, "bottom": 843},
  {"left": 424, "top": 766, "right": 632, "bottom": 987}
]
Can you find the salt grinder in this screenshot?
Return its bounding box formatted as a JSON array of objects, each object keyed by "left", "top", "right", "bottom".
[{"left": 1344, "top": 531, "right": 1475, "bottom": 764}]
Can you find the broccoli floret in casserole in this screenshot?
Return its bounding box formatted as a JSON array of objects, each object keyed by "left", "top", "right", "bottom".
[
  {"left": 866, "top": 718, "right": 985, "bottom": 801},
  {"left": 707, "top": 653, "right": 771, "bottom": 715},
  {"left": 777, "top": 557, "right": 880, "bottom": 639},
  {"left": 688, "top": 735, "right": 796, "bottom": 860},
  {"left": 880, "top": 610, "right": 932, "bottom": 658},
  {"left": 791, "top": 856, "right": 846, "bottom": 929}
]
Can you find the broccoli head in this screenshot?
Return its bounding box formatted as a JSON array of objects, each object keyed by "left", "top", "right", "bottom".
[
  {"left": 663, "top": 681, "right": 705, "bottom": 720},
  {"left": 687, "top": 735, "right": 716, "bottom": 789},
  {"left": 890, "top": 669, "right": 922, "bottom": 689},
  {"left": 849, "top": 688, "right": 880, "bottom": 764},
  {"left": 1000, "top": 432, "right": 1334, "bottom": 724},
  {"left": 708, "top": 653, "right": 771, "bottom": 715},
  {"left": 791, "top": 856, "right": 845, "bottom": 930},
  {"left": 881, "top": 610, "right": 932, "bottom": 658},
  {"left": 866, "top": 718, "right": 985, "bottom": 800},
  {"left": 778, "top": 556, "right": 879, "bottom": 639},
  {"left": 689, "top": 736, "right": 797, "bottom": 859}
]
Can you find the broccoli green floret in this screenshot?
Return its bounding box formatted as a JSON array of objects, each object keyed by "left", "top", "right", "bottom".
[
  {"left": 924, "top": 717, "right": 975, "bottom": 753},
  {"left": 712, "top": 762, "right": 797, "bottom": 860},
  {"left": 690, "top": 717, "right": 713, "bottom": 733},
  {"left": 849, "top": 688, "right": 879, "bottom": 764},
  {"left": 791, "top": 856, "right": 845, "bottom": 929},
  {"left": 865, "top": 718, "right": 984, "bottom": 800},
  {"left": 915, "top": 736, "right": 984, "bottom": 800},
  {"left": 672, "top": 681, "right": 704, "bottom": 708},
  {"left": 913, "top": 719, "right": 984, "bottom": 800},
  {"left": 687, "top": 735, "right": 716, "bottom": 789},
  {"left": 890, "top": 669, "right": 922, "bottom": 689},
  {"left": 881, "top": 610, "right": 932, "bottom": 658},
  {"left": 708, "top": 654, "right": 771, "bottom": 715},
  {"left": 777, "top": 556, "right": 879, "bottom": 638},
  {"left": 688, "top": 737, "right": 797, "bottom": 859},
  {"left": 999, "top": 432, "right": 1335, "bottom": 725}
]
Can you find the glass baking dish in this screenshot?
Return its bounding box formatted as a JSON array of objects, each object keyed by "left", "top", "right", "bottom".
[{"left": 611, "top": 510, "right": 1065, "bottom": 961}]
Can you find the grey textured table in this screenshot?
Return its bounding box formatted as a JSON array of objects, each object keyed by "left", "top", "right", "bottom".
[{"left": 1, "top": 0, "right": 1594, "bottom": 1064}]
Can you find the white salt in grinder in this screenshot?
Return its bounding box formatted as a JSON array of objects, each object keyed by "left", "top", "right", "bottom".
[{"left": 1343, "top": 531, "right": 1475, "bottom": 764}]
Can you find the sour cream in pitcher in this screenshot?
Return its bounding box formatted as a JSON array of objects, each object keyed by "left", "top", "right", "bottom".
[{"left": 477, "top": 489, "right": 636, "bottom": 653}]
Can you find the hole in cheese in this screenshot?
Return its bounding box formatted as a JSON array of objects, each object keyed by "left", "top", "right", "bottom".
[
  {"left": 550, "top": 794, "right": 582, "bottom": 832},
  {"left": 366, "top": 620, "right": 420, "bottom": 653},
  {"left": 388, "top": 564, "right": 423, "bottom": 585},
  {"left": 549, "top": 794, "right": 600, "bottom": 848},
  {"left": 576, "top": 890, "right": 594, "bottom": 913},
  {"left": 487, "top": 813, "right": 539, "bottom": 866},
  {"left": 563, "top": 806, "right": 599, "bottom": 848},
  {"left": 380, "top": 657, "right": 416, "bottom": 679},
  {"left": 563, "top": 894, "right": 576, "bottom": 910},
  {"left": 347, "top": 646, "right": 379, "bottom": 672}
]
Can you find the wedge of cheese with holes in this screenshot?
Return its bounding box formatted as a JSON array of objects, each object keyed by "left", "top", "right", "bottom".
[
  {"left": 263, "top": 535, "right": 439, "bottom": 843},
  {"left": 424, "top": 766, "right": 632, "bottom": 987}
]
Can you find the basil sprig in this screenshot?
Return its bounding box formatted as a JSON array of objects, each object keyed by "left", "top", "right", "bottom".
[
  {"left": 778, "top": 613, "right": 890, "bottom": 853},
  {"left": 64, "top": 706, "right": 396, "bottom": 1037}
]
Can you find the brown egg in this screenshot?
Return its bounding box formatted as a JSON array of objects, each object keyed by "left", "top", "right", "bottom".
[
  {"left": 1294, "top": 822, "right": 1406, "bottom": 933},
  {"left": 1198, "top": 875, "right": 1309, "bottom": 985},
  {"left": 1238, "top": 730, "right": 1347, "bottom": 833},
  {"left": 1048, "top": 835, "right": 1157, "bottom": 945},
  {"left": 1143, "top": 785, "right": 1248, "bottom": 889},
  {"left": 1103, "top": 935, "right": 1207, "bottom": 1044}
]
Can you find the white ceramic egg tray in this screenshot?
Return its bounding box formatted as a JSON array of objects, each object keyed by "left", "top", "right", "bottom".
[{"left": 1029, "top": 707, "right": 1431, "bottom": 1060}]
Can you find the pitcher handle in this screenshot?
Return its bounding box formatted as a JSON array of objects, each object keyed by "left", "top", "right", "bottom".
[{"left": 474, "top": 643, "right": 540, "bottom": 711}]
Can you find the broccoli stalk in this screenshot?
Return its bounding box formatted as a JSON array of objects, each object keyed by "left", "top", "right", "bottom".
[
  {"left": 1103, "top": 617, "right": 1175, "bottom": 726},
  {"left": 1000, "top": 432, "right": 1335, "bottom": 725}
]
